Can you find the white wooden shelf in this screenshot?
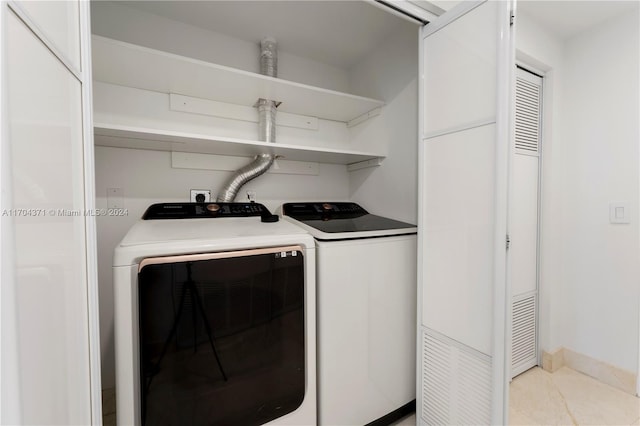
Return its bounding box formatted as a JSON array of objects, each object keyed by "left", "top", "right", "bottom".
[
  {"left": 92, "top": 36, "right": 385, "bottom": 123},
  {"left": 94, "top": 124, "right": 385, "bottom": 166}
]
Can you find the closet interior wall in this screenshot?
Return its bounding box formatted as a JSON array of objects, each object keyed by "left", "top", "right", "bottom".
[{"left": 91, "top": 0, "right": 419, "bottom": 389}]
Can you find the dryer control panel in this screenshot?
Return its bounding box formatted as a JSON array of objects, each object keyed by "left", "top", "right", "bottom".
[{"left": 143, "top": 202, "right": 272, "bottom": 219}]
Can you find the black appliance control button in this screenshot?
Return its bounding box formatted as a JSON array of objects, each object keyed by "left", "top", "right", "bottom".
[{"left": 261, "top": 214, "right": 279, "bottom": 223}]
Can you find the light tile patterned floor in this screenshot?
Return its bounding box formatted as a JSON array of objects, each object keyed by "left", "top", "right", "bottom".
[
  {"left": 391, "top": 413, "right": 417, "bottom": 425},
  {"left": 102, "top": 387, "right": 116, "bottom": 426},
  {"left": 393, "top": 367, "right": 640, "bottom": 425},
  {"left": 510, "top": 367, "right": 640, "bottom": 425},
  {"left": 102, "top": 367, "right": 640, "bottom": 425}
]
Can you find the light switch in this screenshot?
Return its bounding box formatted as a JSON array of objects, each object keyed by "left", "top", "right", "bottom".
[{"left": 610, "top": 202, "right": 630, "bottom": 224}]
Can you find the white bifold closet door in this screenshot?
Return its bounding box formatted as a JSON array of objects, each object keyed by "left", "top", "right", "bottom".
[
  {"left": 511, "top": 67, "right": 543, "bottom": 378},
  {"left": 1, "top": 1, "right": 101, "bottom": 424},
  {"left": 417, "top": 1, "right": 515, "bottom": 424}
]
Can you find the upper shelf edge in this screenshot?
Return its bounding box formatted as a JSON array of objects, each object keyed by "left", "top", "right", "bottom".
[
  {"left": 91, "top": 35, "right": 385, "bottom": 123},
  {"left": 93, "top": 123, "right": 385, "bottom": 165}
]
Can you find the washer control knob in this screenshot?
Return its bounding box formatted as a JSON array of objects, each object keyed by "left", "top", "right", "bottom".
[
  {"left": 206, "top": 203, "right": 220, "bottom": 212},
  {"left": 322, "top": 203, "right": 332, "bottom": 211}
]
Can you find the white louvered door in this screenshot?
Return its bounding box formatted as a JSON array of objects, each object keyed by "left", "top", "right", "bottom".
[
  {"left": 515, "top": 69, "right": 543, "bottom": 153},
  {"left": 418, "top": 1, "right": 515, "bottom": 424},
  {"left": 511, "top": 67, "right": 543, "bottom": 378}
]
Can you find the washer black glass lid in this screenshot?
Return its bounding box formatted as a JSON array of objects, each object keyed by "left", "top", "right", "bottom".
[{"left": 283, "top": 202, "right": 415, "bottom": 233}]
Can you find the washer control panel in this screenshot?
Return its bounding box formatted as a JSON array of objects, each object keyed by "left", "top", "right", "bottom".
[{"left": 283, "top": 202, "right": 368, "bottom": 219}]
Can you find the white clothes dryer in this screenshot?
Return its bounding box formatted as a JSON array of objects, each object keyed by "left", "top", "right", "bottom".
[
  {"left": 282, "top": 202, "right": 417, "bottom": 426},
  {"left": 113, "top": 202, "right": 316, "bottom": 426}
]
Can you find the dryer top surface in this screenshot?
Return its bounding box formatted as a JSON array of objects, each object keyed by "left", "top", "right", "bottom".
[{"left": 114, "top": 217, "right": 313, "bottom": 266}]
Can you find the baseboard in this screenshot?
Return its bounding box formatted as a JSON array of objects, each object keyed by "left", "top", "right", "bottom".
[
  {"left": 542, "top": 347, "right": 636, "bottom": 395},
  {"left": 541, "top": 348, "right": 564, "bottom": 373},
  {"left": 365, "top": 400, "right": 415, "bottom": 426}
]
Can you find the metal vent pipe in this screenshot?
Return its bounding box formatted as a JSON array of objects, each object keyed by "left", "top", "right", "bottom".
[
  {"left": 216, "top": 38, "right": 278, "bottom": 203},
  {"left": 260, "top": 37, "right": 278, "bottom": 77}
]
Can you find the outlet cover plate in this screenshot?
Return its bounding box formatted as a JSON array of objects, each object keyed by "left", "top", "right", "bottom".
[
  {"left": 190, "top": 189, "right": 211, "bottom": 202},
  {"left": 609, "top": 202, "right": 630, "bottom": 224}
]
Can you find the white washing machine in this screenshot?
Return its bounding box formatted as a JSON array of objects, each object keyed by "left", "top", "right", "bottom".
[
  {"left": 282, "top": 202, "right": 417, "bottom": 425},
  {"left": 113, "top": 202, "right": 316, "bottom": 426}
]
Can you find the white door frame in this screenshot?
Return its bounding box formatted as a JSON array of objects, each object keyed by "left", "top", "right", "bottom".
[
  {"left": 0, "top": 3, "right": 22, "bottom": 422},
  {"left": 79, "top": 1, "right": 103, "bottom": 422},
  {"left": 495, "top": 1, "right": 516, "bottom": 421}
]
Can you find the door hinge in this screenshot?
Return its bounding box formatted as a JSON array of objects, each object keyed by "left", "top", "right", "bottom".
[
  {"left": 510, "top": 12, "right": 515, "bottom": 26},
  {"left": 506, "top": 234, "right": 511, "bottom": 250}
]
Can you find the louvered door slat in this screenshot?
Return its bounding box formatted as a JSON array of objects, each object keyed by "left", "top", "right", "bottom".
[
  {"left": 421, "top": 328, "right": 492, "bottom": 425},
  {"left": 515, "top": 74, "right": 542, "bottom": 155},
  {"left": 511, "top": 294, "right": 537, "bottom": 376}
]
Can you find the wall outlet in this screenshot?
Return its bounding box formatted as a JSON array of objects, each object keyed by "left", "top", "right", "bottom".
[
  {"left": 246, "top": 191, "right": 257, "bottom": 202},
  {"left": 107, "top": 187, "right": 124, "bottom": 208},
  {"left": 190, "top": 189, "right": 211, "bottom": 203},
  {"left": 609, "top": 202, "right": 630, "bottom": 224}
]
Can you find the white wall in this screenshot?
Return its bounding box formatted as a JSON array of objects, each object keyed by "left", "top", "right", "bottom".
[
  {"left": 518, "top": 7, "right": 640, "bottom": 373},
  {"left": 556, "top": 10, "right": 639, "bottom": 373},
  {"left": 90, "top": 1, "right": 350, "bottom": 93},
  {"left": 348, "top": 24, "right": 419, "bottom": 225}
]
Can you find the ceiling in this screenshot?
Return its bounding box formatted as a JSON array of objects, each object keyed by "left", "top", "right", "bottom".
[
  {"left": 103, "top": 1, "right": 637, "bottom": 67},
  {"left": 120, "top": 1, "right": 414, "bottom": 69},
  {"left": 517, "top": 1, "right": 638, "bottom": 40}
]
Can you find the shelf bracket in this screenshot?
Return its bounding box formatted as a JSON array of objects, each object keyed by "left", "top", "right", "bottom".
[
  {"left": 347, "top": 157, "right": 384, "bottom": 172},
  {"left": 347, "top": 107, "right": 382, "bottom": 128},
  {"left": 170, "top": 94, "right": 317, "bottom": 130}
]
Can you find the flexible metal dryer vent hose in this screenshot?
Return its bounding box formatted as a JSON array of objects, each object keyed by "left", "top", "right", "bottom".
[{"left": 216, "top": 38, "right": 278, "bottom": 203}]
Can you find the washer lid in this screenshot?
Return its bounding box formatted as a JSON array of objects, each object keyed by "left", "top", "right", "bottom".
[{"left": 282, "top": 202, "right": 416, "bottom": 238}]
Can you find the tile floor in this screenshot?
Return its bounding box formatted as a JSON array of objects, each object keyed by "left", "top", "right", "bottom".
[
  {"left": 102, "top": 387, "right": 116, "bottom": 426},
  {"left": 391, "top": 413, "right": 417, "bottom": 425},
  {"left": 393, "top": 367, "right": 640, "bottom": 425},
  {"left": 102, "top": 366, "right": 640, "bottom": 425},
  {"left": 510, "top": 367, "right": 640, "bottom": 425}
]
